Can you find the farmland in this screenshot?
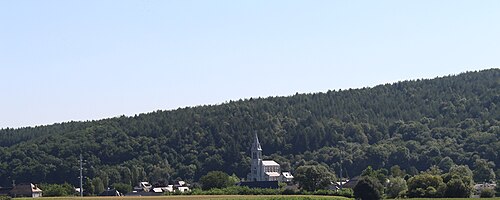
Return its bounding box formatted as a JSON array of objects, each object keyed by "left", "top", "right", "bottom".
[
  {"left": 11, "top": 196, "right": 500, "bottom": 200},
  {"left": 13, "top": 195, "right": 348, "bottom": 200}
]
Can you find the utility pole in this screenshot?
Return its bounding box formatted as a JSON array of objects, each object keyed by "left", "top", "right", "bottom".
[
  {"left": 80, "top": 153, "right": 83, "bottom": 197},
  {"left": 339, "top": 148, "right": 343, "bottom": 189}
]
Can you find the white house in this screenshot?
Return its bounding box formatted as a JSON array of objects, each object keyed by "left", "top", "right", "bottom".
[
  {"left": 281, "top": 172, "right": 294, "bottom": 183},
  {"left": 9, "top": 183, "right": 42, "bottom": 198},
  {"left": 133, "top": 182, "right": 152, "bottom": 192},
  {"left": 474, "top": 183, "right": 496, "bottom": 194}
]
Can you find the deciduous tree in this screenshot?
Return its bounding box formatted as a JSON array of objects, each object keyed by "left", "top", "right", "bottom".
[
  {"left": 199, "top": 171, "right": 233, "bottom": 190},
  {"left": 353, "top": 176, "right": 383, "bottom": 200},
  {"left": 294, "top": 165, "right": 335, "bottom": 191}
]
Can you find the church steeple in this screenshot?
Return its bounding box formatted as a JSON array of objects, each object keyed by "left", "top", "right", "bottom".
[
  {"left": 250, "top": 132, "right": 263, "bottom": 181},
  {"left": 247, "top": 132, "right": 291, "bottom": 182}
]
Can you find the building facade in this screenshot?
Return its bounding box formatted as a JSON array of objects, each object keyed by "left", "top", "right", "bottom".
[
  {"left": 247, "top": 133, "right": 293, "bottom": 182},
  {"left": 9, "top": 183, "right": 42, "bottom": 198}
]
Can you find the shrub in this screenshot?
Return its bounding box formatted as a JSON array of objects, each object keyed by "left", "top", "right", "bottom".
[
  {"left": 313, "top": 189, "right": 335, "bottom": 195},
  {"left": 386, "top": 177, "right": 407, "bottom": 199},
  {"left": 496, "top": 179, "right": 500, "bottom": 197},
  {"left": 39, "top": 183, "right": 75, "bottom": 197},
  {"left": 480, "top": 188, "right": 495, "bottom": 198},
  {"left": 199, "top": 171, "right": 234, "bottom": 190},
  {"left": 407, "top": 173, "right": 446, "bottom": 198},
  {"left": 282, "top": 188, "right": 296, "bottom": 195},
  {"left": 174, "top": 185, "right": 353, "bottom": 198},
  {"left": 0, "top": 195, "right": 11, "bottom": 200},
  {"left": 294, "top": 165, "right": 336, "bottom": 192},
  {"left": 444, "top": 178, "right": 471, "bottom": 198},
  {"left": 353, "top": 176, "right": 383, "bottom": 200},
  {"left": 334, "top": 188, "right": 354, "bottom": 198},
  {"left": 442, "top": 165, "right": 474, "bottom": 198},
  {"left": 113, "top": 183, "right": 132, "bottom": 194}
]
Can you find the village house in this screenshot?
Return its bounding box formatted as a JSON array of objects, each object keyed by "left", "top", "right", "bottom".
[
  {"left": 9, "top": 183, "right": 43, "bottom": 198},
  {"left": 474, "top": 182, "right": 496, "bottom": 195},
  {"left": 133, "top": 182, "right": 153, "bottom": 192},
  {"left": 129, "top": 180, "right": 190, "bottom": 196},
  {"left": 280, "top": 172, "right": 294, "bottom": 183}
]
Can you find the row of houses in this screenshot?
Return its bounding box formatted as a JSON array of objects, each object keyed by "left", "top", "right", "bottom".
[
  {"left": 99, "top": 181, "right": 191, "bottom": 197},
  {"left": 129, "top": 181, "right": 190, "bottom": 196},
  {"left": 0, "top": 180, "right": 192, "bottom": 198}
]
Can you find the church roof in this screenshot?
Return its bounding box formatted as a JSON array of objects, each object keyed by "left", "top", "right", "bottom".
[
  {"left": 282, "top": 172, "right": 294, "bottom": 178},
  {"left": 265, "top": 172, "right": 281, "bottom": 177},
  {"left": 262, "top": 160, "right": 279, "bottom": 166}
]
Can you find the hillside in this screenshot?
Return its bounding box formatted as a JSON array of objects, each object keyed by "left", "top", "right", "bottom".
[{"left": 0, "top": 69, "right": 498, "bottom": 187}]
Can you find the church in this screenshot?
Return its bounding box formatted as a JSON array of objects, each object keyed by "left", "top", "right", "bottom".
[{"left": 247, "top": 133, "right": 294, "bottom": 182}]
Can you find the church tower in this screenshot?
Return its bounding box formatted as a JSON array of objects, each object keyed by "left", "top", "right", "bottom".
[{"left": 250, "top": 132, "right": 263, "bottom": 181}]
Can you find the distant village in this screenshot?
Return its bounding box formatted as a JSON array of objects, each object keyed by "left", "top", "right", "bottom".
[
  {"left": 0, "top": 133, "right": 497, "bottom": 198},
  {"left": 0, "top": 133, "right": 293, "bottom": 197}
]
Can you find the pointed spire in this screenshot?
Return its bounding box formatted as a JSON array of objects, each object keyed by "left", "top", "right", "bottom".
[
  {"left": 253, "top": 131, "right": 262, "bottom": 150},
  {"left": 254, "top": 132, "right": 259, "bottom": 144}
]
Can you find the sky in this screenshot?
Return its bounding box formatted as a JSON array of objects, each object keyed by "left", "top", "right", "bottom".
[{"left": 0, "top": 1, "right": 499, "bottom": 129}]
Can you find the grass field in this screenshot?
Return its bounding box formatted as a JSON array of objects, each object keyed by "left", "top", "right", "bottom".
[
  {"left": 14, "top": 195, "right": 350, "bottom": 200},
  {"left": 401, "top": 199, "right": 500, "bottom": 200},
  {"left": 12, "top": 196, "right": 500, "bottom": 200}
]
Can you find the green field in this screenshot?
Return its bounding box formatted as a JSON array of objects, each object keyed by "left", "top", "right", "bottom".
[
  {"left": 14, "top": 196, "right": 349, "bottom": 200},
  {"left": 389, "top": 199, "right": 500, "bottom": 200},
  {"left": 12, "top": 196, "right": 500, "bottom": 200},
  {"left": 398, "top": 199, "right": 500, "bottom": 200}
]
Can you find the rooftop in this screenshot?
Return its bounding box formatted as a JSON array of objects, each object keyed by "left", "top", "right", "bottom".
[
  {"left": 265, "top": 172, "right": 281, "bottom": 177},
  {"left": 282, "top": 172, "right": 294, "bottom": 178},
  {"left": 262, "top": 160, "right": 279, "bottom": 166}
]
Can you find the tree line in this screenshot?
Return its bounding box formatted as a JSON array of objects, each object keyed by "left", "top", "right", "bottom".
[{"left": 0, "top": 69, "right": 498, "bottom": 190}]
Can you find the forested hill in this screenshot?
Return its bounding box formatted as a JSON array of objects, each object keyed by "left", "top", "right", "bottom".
[{"left": 0, "top": 69, "right": 498, "bottom": 187}]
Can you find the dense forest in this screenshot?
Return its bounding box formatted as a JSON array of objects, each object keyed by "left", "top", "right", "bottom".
[{"left": 0, "top": 69, "right": 498, "bottom": 188}]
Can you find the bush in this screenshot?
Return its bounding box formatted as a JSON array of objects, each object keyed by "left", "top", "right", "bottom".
[
  {"left": 444, "top": 178, "right": 471, "bottom": 198},
  {"left": 407, "top": 173, "right": 446, "bottom": 198},
  {"left": 39, "top": 183, "right": 75, "bottom": 197},
  {"left": 282, "top": 188, "right": 296, "bottom": 195},
  {"left": 480, "top": 188, "right": 495, "bottom": 198},
  {"left": 386, "top": 177, "right": 407, "bottom": 199},
  {"left": 353, "top": 176, "right": 383, "bottom": 200},
  {"left": 0, "top": 195, "right": 11, "bottom": 200},
  {"left": 199, "top": 171, "right": 234, "bottom": 190},
  {"left": 334, "top": 188, "right": 354, "bottom": 198},
  {"left": 442, "top": 165, "right": 474, "bottom": 198},
  {"left": 294, "top": 165, "right": 336, "bottom": 192},
  {"left": 313, "top": 189, "right": 335, "bottom": 196},
  {"left": 113, "top": 183, "right": 132, "bottom": 194},
  {"left": 176, "top": 185, "right": 352, "bottom": 198},
  {"left": 181, "top": 186, "right": 281, "bottom": 195},
  {"left": 496, "top": 179, "right": 500, "bottom": 197}
]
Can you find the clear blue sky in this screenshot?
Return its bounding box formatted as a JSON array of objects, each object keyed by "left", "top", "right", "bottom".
[{"left": 1, "top": 1, "right": 499, "bottom": 128}]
